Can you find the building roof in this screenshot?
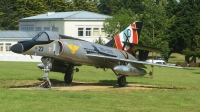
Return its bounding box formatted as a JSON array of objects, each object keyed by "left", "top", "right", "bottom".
[
  {"left": 0, "top": 31, "right": 38, "bottom": 39},
  {"left": 19, "top": 11, "right": 112, "bottom": 22}
]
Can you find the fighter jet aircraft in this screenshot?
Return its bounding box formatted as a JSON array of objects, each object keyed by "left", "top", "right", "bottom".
[{"left": 10, "top": 21, "right": 189, "bottom": 88}]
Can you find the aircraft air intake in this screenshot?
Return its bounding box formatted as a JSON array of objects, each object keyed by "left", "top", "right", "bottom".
[{"left": 10, "top": 43, "right": 24, "bottom": 53}]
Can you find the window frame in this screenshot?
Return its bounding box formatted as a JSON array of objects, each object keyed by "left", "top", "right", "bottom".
[
  {"left": 78, "top": 28, "right": 84, "bottom": 37},
  {"left": 85, "top": 28, "right": 91, "bottom": 37},
  {"left": 20, "top": 25, "right": 34, "bottom": 31},
  {"left": 44, "top": 27, "right": 50, "bottom": 31}
]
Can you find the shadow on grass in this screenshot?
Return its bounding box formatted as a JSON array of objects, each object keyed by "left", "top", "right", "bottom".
[
  {"left": 9, "top": 78, "right": 185, "bottom": 90},
  {"left": 193, "top": 72, "right": 200, "bottom": 74},
  {"left": 9, "top": 82, "right": 41, "bottom": 88},
  {"left": 9, "top": 78, "right": 116, "bottom": 88},
  {"left": 127, "top": 84, "right": 185, "bottom": 90}
]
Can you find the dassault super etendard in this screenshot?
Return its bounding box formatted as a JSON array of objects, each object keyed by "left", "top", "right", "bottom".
[{"left": 10, "top": 21, "right": 189, "bottom": 88}]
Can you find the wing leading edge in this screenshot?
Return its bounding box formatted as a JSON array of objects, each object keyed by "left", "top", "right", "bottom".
[{"left": 86, "top": 54, "right": 192, "bottom": 69}]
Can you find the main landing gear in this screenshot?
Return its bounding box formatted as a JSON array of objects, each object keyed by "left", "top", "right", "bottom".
[
  {"left": 64, "top": 65, "right": 79, "bottom": 84},
  {"left": 37, "top": 57, "right": 79, "bottom": 88},
  {"left": 117, "top": 75, "right": 126, "bottom": 87},
  {"left": 64, "top": 65, "right": 74, "bottom": 84},
  {"left": 112, "top": 69, "right": 127, "bottom": 87}
]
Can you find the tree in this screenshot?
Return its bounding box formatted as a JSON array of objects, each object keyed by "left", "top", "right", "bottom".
[
  {"left": 120, "top": 0, "right": 144, "bottom": 14},
  {"left": 98, "top": 0, "right": 143, "bottom": 15},
  {"left": 104, "top": 8, "right": 138, "bottom": 40},
  {"left": 0, "top": 0, "right": 78, "bottom": 30},
  {"left": 98, "top": 0, "right": 119, "bottom": 15},
  {"left": 0, "top": 0, "right": 50, "bottom": 30},
  {"left": 45, "top": 0, "right": 68, "bottom": 12},
  {"left": 166, "top": 0, "right": 200, "bottom": 63},
  {"left": 12, "top": 0, "right": 49, "bottom": 30},
  {"left": 0, "top": 0, "right": 16, "bottom": 30},
  {"left": 138, "top": 0, "right": 170, "bottom": 61},
  {"left": 66, "top": 0, "right": 99, "bottom": 12},
  {"left": 93, "top": 36, "right": 105, "bottom": 45}
]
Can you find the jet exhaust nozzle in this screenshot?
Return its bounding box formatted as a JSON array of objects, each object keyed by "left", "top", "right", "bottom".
[{"left": 10, "top": 43, "right": 24, "bottom": 53}]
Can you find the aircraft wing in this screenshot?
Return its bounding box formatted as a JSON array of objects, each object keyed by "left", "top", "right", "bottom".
[{"left": 86, "top": 54, "right": 192, "bottom": 69}]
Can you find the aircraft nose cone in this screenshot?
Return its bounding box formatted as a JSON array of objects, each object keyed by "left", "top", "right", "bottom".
[{"left": 10, "top": 43, "right": 24, "bottom": 53}]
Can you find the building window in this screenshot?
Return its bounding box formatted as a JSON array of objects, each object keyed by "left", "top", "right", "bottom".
[
  {"left": 52, "top": 27, "right": 59, "bottom": 32},
  {"left": 0, "top": 43, "right": 3, "bottom": 51},
  {"left": 44, "top": 27, "right": 50, "bottom": 31},
  {"left": 6, "top": 43, "right": 11, "bottom": 51},
  {"left": 77, "top": 26, "right": 107, "bottom": 38},
  {"left": 101, "top": 28, "right": 106, "bottom": 36},
  {"left": 78, "top": 28, "right": 84, "bottom": 36},
  {"left": 20, "top": 25, "right": 34, "bottom": 31},
  {"left": 86, "top": 28, "right": 91, "bottom": 36},
  {"left": 36, "top": 27, "right": 41, "bottom": 31},
  {"left": 93, "top": 28, "right": 99, "bottom": 37}
]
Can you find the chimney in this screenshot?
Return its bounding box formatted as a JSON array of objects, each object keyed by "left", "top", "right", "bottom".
[{"left": 46, "top": 12, "right": 55, "bottom": 16}]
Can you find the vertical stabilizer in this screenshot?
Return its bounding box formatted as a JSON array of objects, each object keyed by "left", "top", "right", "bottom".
[{"left": 105, "top": 21, "right": 142, "bottom": 53}]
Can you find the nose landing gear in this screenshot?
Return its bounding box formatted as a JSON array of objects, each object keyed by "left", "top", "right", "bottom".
[{"left": 38, "top": 57, "right": 53, "bottom": 88}]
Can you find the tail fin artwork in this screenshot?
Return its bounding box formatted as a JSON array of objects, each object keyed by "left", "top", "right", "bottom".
[{"left": 105, "top": 21, "right": 143, "bottom": 53}]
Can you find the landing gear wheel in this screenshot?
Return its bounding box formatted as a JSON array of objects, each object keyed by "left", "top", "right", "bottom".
[
  {"left": 64, "top": 72, "right": 73, "bottom": 84},
  {"left": 118, "top": 75, "right": 126, "bottom": 87},
  {"left": 64, "top": 66, "right": 74, "bottom": 84}
]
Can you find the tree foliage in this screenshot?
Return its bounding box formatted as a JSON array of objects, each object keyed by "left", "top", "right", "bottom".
[
  {"left": 166, "top": 0, "right": 200, "bottom": 63},
  {"left": 98, "top": 0, "right": 144, "bottom": 15},
  {"left": 45, "top": 0, "right": 68, "bottom": 12},
  {"left": 66, "top": 0, "right": 99, "bottom": 12},
  {"left": 103, "top": 8, "right": 138, "bottom": 40},
  {"left": 0, "top": 0, "right": 99, "bottom": 30},
  {"left": 98, "top": 0, "right": 120, "bottom": 15},
  {"left": 138, "top": 0, "right": 170, "bottom": 60},
  {"left": 93, "top": 36, "right": 105, "bottom": 45}
]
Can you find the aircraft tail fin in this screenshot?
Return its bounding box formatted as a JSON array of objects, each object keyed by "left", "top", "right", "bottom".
[{"left": 104, "top": 21, "right": 142, "bottom": 53}]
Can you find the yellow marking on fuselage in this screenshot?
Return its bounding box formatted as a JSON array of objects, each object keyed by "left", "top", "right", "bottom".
[{"left": 66, "top": 44, "right": 79, "bottom": 54}]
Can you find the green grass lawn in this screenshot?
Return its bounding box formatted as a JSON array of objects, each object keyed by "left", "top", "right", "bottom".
[{"left": 0, "top": 59, "right": 200, "bottom": 112}]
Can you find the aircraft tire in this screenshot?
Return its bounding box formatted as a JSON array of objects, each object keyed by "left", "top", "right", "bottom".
[
  {"left": 118, "top": 75, "right": 126, "bottom": 87},
  {"left": 64, "top": 66, "right": 74, "bottom": 84}
]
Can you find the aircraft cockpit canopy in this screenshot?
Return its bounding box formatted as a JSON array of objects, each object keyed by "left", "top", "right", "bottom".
[{"left": 32, "top": 31, "right": 60, "bottom": 41}]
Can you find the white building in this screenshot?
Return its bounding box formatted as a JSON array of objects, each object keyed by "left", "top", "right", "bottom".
[
  {"left": 19, "top": 11, "right": 112, "bottom": 42},
  {"left": 0, "top": 11, "right": 112, "bottom": 62}
]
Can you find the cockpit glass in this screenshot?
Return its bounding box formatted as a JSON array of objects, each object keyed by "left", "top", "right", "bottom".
[
  {"left": 33, "top": 32, "right": 49, "bottom": 41},
  {"left": 32, "top": 31, "right": 43, "bottom": 40},
  {"left": 36, "top": 33, "right": 49, "bottom": 41}
]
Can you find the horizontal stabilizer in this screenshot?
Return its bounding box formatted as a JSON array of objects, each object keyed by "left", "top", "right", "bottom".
[{"left": 123, "top": 42, "right": 161, "bottom": 53}]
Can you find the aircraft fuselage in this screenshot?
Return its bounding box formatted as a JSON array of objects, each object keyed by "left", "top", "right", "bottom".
[{"left": 21, "top": 39, "right": 136, "bottom": 68}]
